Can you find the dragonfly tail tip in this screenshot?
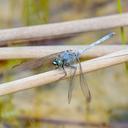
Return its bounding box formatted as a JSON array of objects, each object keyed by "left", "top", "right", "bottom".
[{"left": 110, "top": 32, "right": 116, "bottom": 36}]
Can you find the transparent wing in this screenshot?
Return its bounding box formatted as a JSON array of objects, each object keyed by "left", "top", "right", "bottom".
[
  {"left": 6, "top": 52, "right": 63, "bottom": 75},
  {"left": 76, "top": 57, "right": 91, "bottom": 103},
  {"left": 68, "top": 65, "right": 77, "bottom": 104}
]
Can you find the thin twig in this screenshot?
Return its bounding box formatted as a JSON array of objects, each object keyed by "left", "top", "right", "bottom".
[
  {"left": 18, "top": 116, "right": 128, "bottom": 128},
  {"left": 0, "top": 45, "right": 126, "bottom": 59},
  {"left": 0, "top": 13, "right": 128, "bottom": 44},
  {"left": 18, "top": 116, "right": 108, "bottom": 127},
  {"left": 0, "top": 48, "right": 128, "bottom": 96}
]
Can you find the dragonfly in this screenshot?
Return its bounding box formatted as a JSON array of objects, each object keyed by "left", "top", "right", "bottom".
[
  {"left": 8, "top": 32, "right": 115, "bottom": 104},
  {"left": 52, "top": 32, "right": 115, "bottom": 103}
]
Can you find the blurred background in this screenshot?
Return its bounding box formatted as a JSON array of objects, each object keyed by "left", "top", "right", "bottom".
[{"left": 0, "top": 0, "right": 128, "bottom": 127}]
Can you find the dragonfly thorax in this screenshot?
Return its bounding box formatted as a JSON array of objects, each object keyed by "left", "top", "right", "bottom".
[{"left": 53, "top": 50, "right": 78, "bottom": 68}]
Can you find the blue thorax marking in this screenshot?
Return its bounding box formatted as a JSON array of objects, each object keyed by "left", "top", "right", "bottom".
[{"left": 59, "top": 51, "right": 76, "bottom": 64}]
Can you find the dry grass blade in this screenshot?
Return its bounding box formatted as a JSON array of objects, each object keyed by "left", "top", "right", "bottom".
[
  {"left": 0, "top": 45, "right": 126, "bottom": 59},
  {"left": 0, "top": 13, "right": 128, "bottom": 44},
  {"left": 0, "top": 48, "right": 127, "bottom": 96}
]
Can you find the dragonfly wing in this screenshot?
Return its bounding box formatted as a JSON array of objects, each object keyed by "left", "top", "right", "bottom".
[
  {"left": 77, "top": 57, "right": 91, "bottom": 103},
  {"left": 7, "top": 52, "right": 63, "bottom": 75},
  {"left": 68, "top": 66, "right": 77, "bottom": 104}
]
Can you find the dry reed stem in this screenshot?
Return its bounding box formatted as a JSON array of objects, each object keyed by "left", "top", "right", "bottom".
[
  {"left": 0, "top": 13, "right": 128, "bottom": 44},
  {"left": 0, "top": 48, "right": 127, "bottom": 96},
  {"left": 0, "top": 45, "right": 126, "bottom": 59}
]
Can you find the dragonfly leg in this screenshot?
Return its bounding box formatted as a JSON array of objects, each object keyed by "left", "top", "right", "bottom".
[{"left": 62, "top": 64, "right": 67, "bottom": 77}]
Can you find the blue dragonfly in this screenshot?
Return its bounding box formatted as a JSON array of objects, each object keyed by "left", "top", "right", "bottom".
[
  {"left": 52, "top": 32, "right": 115, "bottom": 103},
  {"left": 9, "top": 32, "right": 115, "bottom": 103}
]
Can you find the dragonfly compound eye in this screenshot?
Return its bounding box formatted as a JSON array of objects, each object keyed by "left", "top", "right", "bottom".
[{"left": 52, "top": 60, "right": 57, "bottom": 65}]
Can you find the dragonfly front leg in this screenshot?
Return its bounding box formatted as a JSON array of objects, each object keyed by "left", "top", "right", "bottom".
[
  {"left": 54, "top": 64, "right": 67, "bottom": 81},
  {"left": 62, "top": 64, "right": 67, "bottom": 77},
  {"left": 68, "top": 65, "right": 77, "bottom": 104}
]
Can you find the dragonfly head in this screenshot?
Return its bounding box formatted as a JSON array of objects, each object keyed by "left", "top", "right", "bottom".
[{"left": 52, "top": 58, "right": 63, "bottom": 67}]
